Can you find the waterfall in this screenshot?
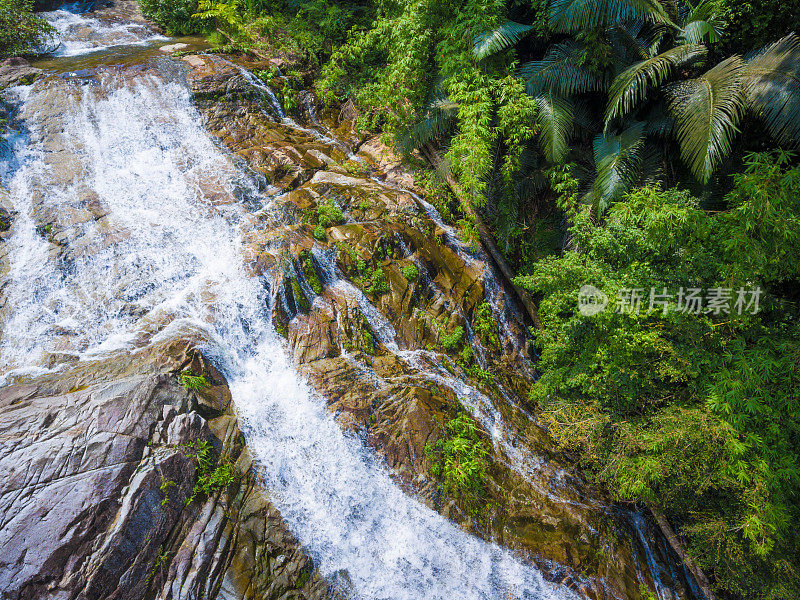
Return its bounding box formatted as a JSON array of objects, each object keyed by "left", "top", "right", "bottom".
[{"left": 0, "top": 12, "right": 581, "bottom": 600}]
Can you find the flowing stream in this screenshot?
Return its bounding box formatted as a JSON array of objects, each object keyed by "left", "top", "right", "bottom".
[{"left": 0, "top": 7, "right": 588, "bottom": 600}]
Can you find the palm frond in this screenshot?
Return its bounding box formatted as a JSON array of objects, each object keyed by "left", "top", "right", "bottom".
[
  {"left": 533, "top": 92, "right": 575, "bottom": 163},
  {"left": 666, "top": 56, "right": 746, "bottom": 183},
  {"left": 396, "top": 98, "right": 459, "bottom": 154},
  {"left": 605, "top": 43, "right": 706, "bottom": 124},
  {"left": 744, "top": 34, "right": 800, "bottom": 148},
  {"left": 593, "top": 121, "right": 646, "bottom": 212},
  {"left": 550, "top": 0, "right": 672, "bottom": 34},
  {"left": 519, "top": 41, "right": 606, "bottom": 97},
  {"left": 474, "top": 21, "right": 534, "bottom": 60},
  {"left": 679, "top": 20, "right": 722, "bottom": 44}
]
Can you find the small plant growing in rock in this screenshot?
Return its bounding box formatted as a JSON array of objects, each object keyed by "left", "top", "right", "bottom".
[
  {"left": 181, "top": 439, "right": 238, "bottom": 505},
  {"left": 441, "top": 326, "right": 464, "bottom": 351},
  {"left": 300, "top": 252, "right": 323, "bottom": 294},
  {"left": 400, "top": 264, "right": 419, "bottom": 281},
  {"left": 425, "top": 413, "right": 489, "bottom": 508},
  {"left": 179, "top": 371, "right": 210, "bottom": 392},
  {"left": 366, "top": 268, "right": 389, "bottom": 295},
  {"left": 313, "top": 225, "right": 326, "bottom": 241},
  {"left": 474, "top": 302, "right": 500, "bottom": 352},
  {"left": 159, "top": 478, "right": 177, "bottom": 506},
  {"left": 316, "top": 199, "right": 343, "bottom": 228},
  {"left": 146, "top": 545, "right": 171, "bottom": 584}
]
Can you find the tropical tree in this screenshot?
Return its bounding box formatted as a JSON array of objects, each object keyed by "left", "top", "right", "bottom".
[{"left": 476, "top": 0, "right": 800, "bottom": 211}]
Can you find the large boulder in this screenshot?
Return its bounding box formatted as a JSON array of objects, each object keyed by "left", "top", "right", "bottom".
[{"left": 0, "top": 342, "right": 330, "bottom": 600}]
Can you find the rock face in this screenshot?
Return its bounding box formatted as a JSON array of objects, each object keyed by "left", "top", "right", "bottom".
[
  {"left": 183, "top": 54, "right": 703, "bottom": 600},
  {"left": 0, "top": 58, "right": 42, "bottom": 90},
  {"left": 0, "top": 341, "right": 329, "bottom": 600}
]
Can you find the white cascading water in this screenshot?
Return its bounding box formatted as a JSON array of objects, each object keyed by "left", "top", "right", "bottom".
[
  {"left": 43, "top": 3, "right": 166, "bottom": 57},
  {"left": 0, "top": 10, "right": 582, "bottom": 600}
]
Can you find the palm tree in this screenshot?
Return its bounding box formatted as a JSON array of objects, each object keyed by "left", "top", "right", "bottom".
[{"left": 476, "top": 0, "right": 800, "bottom": 211}]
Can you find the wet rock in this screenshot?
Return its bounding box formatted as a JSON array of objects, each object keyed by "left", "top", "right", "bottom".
[
  {"left": 0, "top": 344, "right": 331, "bottom": 600},
  {"left": 159, "top": 43, "right": 189, "bottom": 53},
  {"left": 0, "top": 58, "right": 42, "bottom": 90}
]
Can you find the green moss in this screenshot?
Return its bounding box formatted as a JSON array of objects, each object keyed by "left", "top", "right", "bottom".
[
  {"left": 362, "top": 329, "right": 376, "bottom": 355},
  {"left": 400, "top": 264, "right": 419, "bottom": 280},
  {"left": 296, "top": 566, "right": 311, "bottom": 588},
  {"left": 273, "top": 314, "right": 288, "bottom": 338},
  {"left": 290, "top": 276, "right": 310, "bottom": 312},
  {"left": 313, "top": 225, "right": 326, "bottom": 241}
]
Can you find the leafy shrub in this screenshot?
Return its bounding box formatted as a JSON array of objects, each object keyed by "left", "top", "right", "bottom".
[
  {"left": 425, "top": 413, "right": 489, "bottom": 507},
  {"left": 473, "top": 301, "right": 499, "bottom": 352},
  {"left": 182, "top": 439, "right": 237, "bottom": 505},
  {"left": 313, "top": 225, "right": 326, "bottom": 241},
  {"left": 316, "top": 199, "right": 343, "bottom": 227},
  {"left": 0, "top": 0, "right": 55, "bottom": 58},
  {"left": 400, "top": 264, "right": 418, "bottom": 280},
  {"left": 137, "top": 0, "right": 202, "bottom": 35},
  {"left": 441, "top": 325, "right": 464, "bottom": 351},
  {"left": 365, "top": 267, "right": 388, "bottom": 295}
]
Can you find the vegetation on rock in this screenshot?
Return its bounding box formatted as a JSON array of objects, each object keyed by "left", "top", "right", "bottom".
[{"left": 425, "top": 413, "right": 489, "bottom": 512}]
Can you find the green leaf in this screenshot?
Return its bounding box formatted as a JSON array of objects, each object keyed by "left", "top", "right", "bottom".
[
  {"left": 534, "top": 92, "right": 575, "bottom": 163},
  {"left": 744, "top": 34, "right": 800, "bottom": 148},
  {"left": 666, "top": 56, "right": 746, "bottom": 182},
  {"left": 473, "top": 21, "right": 534, "bottom": 60},
  {"left": 519, "top": 40, "right": 606, "bottom": 97},
  {"left": 593, "top": 122, "right": 646, "bottom": 213},
  {"left": 549, "top": 0, "right": 673, "bottom": 33},
  {"left": 605, "top": 44, "right": 707, "bottom": 124}
]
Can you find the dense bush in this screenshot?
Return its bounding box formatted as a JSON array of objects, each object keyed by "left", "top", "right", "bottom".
[
  {"left": 515, "top": 152, "right": 800, "bottom": 599},
  {"left": 0, "top": 0, "right": 55, "bottom": 58},
  {"left": 138, "top": 0, "right": 202, "bottom": 35},
  {"left": 719, "top": 0, "right": 800, "bottom": 55}
]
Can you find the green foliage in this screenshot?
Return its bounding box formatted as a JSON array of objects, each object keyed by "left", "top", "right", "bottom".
[
  {"left": 178, "top": 371, "right": 211, "bottom": 392},
  {"left": 474, "top": 301, "right": 500, "bottom": 352},
  {"left": 365, "top": 267, "right": 389, "bottom": 295},
  {"left": 0, "top": 0, "right": 55, "bottom": 58},
  {"left": 313, "top": 225, "right": 326, "bottom": 240},
  {"left": 400, "top": 264, "right": 419, "bottom": 280},
  {"left": 316, "top": 199, "right": 344, "bottom": 228},
  {"left": 300, "top": 251, "right": 323, "bottom": 294},
  {"left": 182, "top": 439, "right": 238, "bottom": 505},
  {"left": 138, "top": 0, "right": 202, "bottom": 35},
  {"left": 146, "top": 545, "right": 171, "bottom": 583},
  {"left": 289, "top": 276, "right": 310, "bottom": 312},
  {"left": 515, "top": 152, "right": 800, "bottom": 599},
  {"left": 159, "top": 478, "right": 177, "bottom": 506},
  {"left": 441, "top": 325, "right": 464, "bottom": 351},
  {"left": 425, "top": 413, "right": 489, "bottom": 508},
  {"left": 718, "top": 0, "right": 800, "bottom": 56}
]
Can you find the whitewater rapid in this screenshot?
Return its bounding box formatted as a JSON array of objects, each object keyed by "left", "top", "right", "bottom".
[{"left": 0, "top": 9, "right": 581, "bottom": 600}]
